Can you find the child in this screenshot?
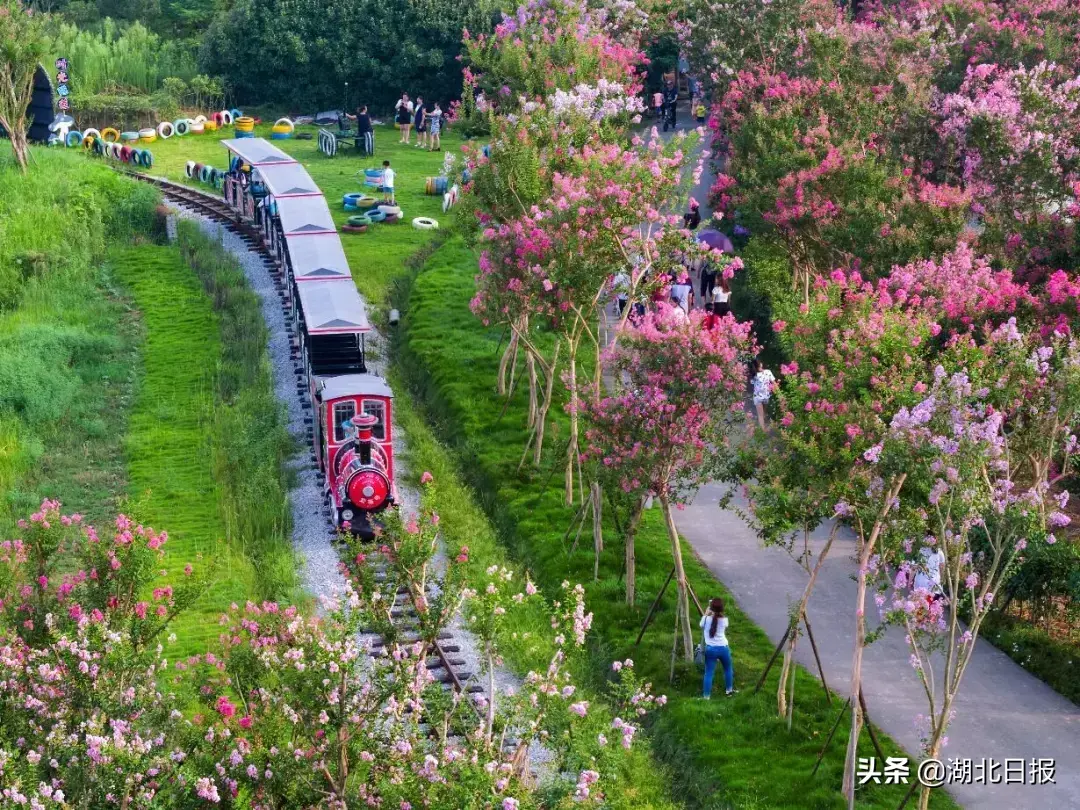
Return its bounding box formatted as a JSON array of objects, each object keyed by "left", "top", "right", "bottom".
[
  {"left": 653, "top": 90, "right": 663, "bottom": 119},
  {"left": 695, "top": 101, "right": 706, "bottom": 124},
  {"left": 752, "top": 359, "right": 775, "bottom": 431},
  {"left": 427, "top": 102, "right": 443, "bottom": 152},
  {"left": 381, "top": 160, "right": 395, "bottom": 203}
]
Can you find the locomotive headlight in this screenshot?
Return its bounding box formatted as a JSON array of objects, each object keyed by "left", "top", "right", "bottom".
[{"left": 342, "top": 509, "right": 355, "bottom": 521}]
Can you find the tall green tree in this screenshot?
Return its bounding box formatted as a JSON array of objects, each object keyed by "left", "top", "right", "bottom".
[{"left": 200, "top": 0, "right": 498, "bottom": 113}]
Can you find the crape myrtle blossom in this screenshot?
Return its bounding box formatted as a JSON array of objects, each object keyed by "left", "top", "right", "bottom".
[{"left": 0, "top": 492, "right": 667, "bottom": 807}]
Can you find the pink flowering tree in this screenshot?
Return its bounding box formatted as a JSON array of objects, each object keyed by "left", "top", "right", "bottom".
[
  {"left": 581, "top": 307, "right": 757, "bottom": 653},
  {"left": 459, "top": 0, "right": 646, "bottom": 132},
  {"left": 474, "top": 125, "right": 703, "bottom": 500},
  {"left": 0, "top": 501, "right": 209, "bottom": 806}
]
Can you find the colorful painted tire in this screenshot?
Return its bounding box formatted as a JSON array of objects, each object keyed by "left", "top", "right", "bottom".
[
  {"left": 101, "top": 127, "right": 120, "bottom": 143},
  {"left": 270, "top": 132, "right": 291, "bottom": 140},
  {"left": 377, "top": 205, "right": 402, "bottom": 217},
  {"left": 347, "top": 214, "right": 372, "bottom": 227},
  {"left": 200, "top": 165, "right": 212, "bottom": 183},
  {"left": 234, "top": 116, "right": 255, "bottom": 132},
  {"left": 204, "top": 120, "right": 218, "bottom": 132},
  {"left": 120, "top": 145, "right": 133, "bottom": 162},
  {"left": 120, "top": 130, "right": 139, "bottom": 142},
  {"left": 192, "top": 162, "right": 203, "bottom": 179},
  {"left": 185, "top": 160, "right": 196, "bottom": 179},
  {"left": 356, "top": 195, "right": 378, "bottom": 209},
  {"left": 449, "top": 184, "right": 460, "bottom": 204},
  {"left": 273, "top": 117, "right": 295, "bottom": 133},
  {"left": 364, "top": 168, "right": 383, "bottom": 179},
  {"left": 341, "top": 224, "right": 368, "bottom": 233},
  {"left": 366, "top": 209, "right": 387, "bottom": 223},
  {"left": 65, "top": 130, "right": 82, "bottom": 147},
  {"left": 139, "top": 134, "right": 157, "bottom": 145},
  {"left": 234, "top": 130, "right": 255, "bottom": 138},
  {"left": 412, "top": 217, "right": 439, "bottom": 230},
  {"left": 213, "top": 112, "right": 225, "bottom": 126},
  {"left": 175, "top": 119, "right": 191, "bottom": 136},
  {"left": 157, "top": 121, "right": 174, "bottom": 139},
  {"left": 81, "top": 127, "right": 101, "bottom": 142},
  {"left": 442, "top": 192, "right": 451, "bottom": 212},
  {"left": 191, "top": 122, "right": 205, "bottom": 134},
  {"left": 230, "top": 108, "right": 242, "bottom": 120},
  {"left": 343, "top": 202, "right": 359, "bottom": 212},
  {"left": 81, "top": 134, "right": 96, "bottom": 150},
  {"left": 343, "top": 193, "right": 364, "bottom": 208},
  {"left": 194, "top": 115, "right": 207, "bottom": 125}
]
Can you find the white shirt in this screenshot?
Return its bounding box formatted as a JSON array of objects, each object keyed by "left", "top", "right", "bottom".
[
  {"left": 914, "top": 547, "right": 946, "bottom": 593},
  {"left": 613, "top": 272, "right": 630, "bottom": 301},
  {"left": 700, "top": 613, "right": 729, "bottom": 646},
  {"left": 670, "top": 283, "right": 691, "bottom": 311},
  {"left": 395, "top": 99, "right": 414, "bottom": 114},
  {"left": 712, "top": 287, "right": 731, "bottom": 304},
  {"left": 382, "top": 168, "right": 395, "bottom": 188}
]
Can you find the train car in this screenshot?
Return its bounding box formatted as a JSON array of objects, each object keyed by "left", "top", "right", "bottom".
[{"left": 220, "top": 137, "right": 395, "bottom": 533}]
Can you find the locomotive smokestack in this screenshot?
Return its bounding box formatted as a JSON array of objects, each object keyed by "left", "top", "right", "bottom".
[{"left": 350, "top": 412, "right": 378, "bottom": 465}]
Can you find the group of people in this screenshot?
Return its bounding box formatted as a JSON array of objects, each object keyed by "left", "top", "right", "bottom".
[
  {"left": 651, "top": 77, "right": 680, "bottom": 132},
  {"left": 393, "top": 93, "right": 443, "bottom": 151}
]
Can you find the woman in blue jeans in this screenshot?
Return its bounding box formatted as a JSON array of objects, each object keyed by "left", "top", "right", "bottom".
[{"left": 701, "top": 597, "right": 736, "bottom": 698}]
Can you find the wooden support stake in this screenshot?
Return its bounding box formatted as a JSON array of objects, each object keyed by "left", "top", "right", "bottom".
[
  {"left": 803, "top": 613, "right": 831, "bottom": 704},
  {"left": 753, "top": 624, "right": 792, "bottom": 694},
  {"left": 635, "top": 567, "right": 675, "bottom": 646},
  {"left": 811, "top": 696, "right": 852, "bottom": 777},
  {"left": 859, "top": 688, "right": 886, "bottom": 764}
]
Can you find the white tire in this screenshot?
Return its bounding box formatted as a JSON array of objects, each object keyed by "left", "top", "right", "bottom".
[
  {"left": 412, "top": 217, "right": 439, "bottom": 230},
  {"left": 157, "top": 121, "right": 175, "bottom": 138},
  {"left": 81, "top": 128, "right": 101, "bottom": 142},
  {"left": 221, "top": 110, "right": 234, "bottom": 125},
  {"left": 442, "top": 192, "right": 451, "bottom": 212},
  {"left": 194, "top": 114, "right": 207, "bottom": 125}
]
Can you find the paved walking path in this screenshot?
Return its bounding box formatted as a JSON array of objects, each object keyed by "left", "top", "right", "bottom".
[
  {"left": 645, "top": 111, "right": 1080, "bottom": 809},
  {"left": 677, "top": 486, "right": 1080, "bottom": 810}
]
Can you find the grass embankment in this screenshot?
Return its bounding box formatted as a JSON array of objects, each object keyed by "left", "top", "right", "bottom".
[
  {"left": 93, "top": 121, "right": 459, "bottom": 303},
  {"left": 394, "top": 236, "right": 958, "bottom": 810},
  {"left": 110, "top": 224, "right": 298, "bottom": 654},
  {"left": 0, "top": 150, "right": 160, "bottom": 529}
]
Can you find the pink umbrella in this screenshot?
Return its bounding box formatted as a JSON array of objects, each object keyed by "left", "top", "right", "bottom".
[{"left": 697, "top": 229, "right": 734, "bottom": 253}]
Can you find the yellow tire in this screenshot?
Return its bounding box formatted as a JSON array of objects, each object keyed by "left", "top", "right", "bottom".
[{"left": 101, "top": 127, "right": 120, "bottom": 143}]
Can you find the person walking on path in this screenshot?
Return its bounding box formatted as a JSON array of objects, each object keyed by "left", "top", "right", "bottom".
[
  {"left": 395, "top": 93, "right": 414, "bottom": 143},
  {"left": 712, "top": 277, "right": 731, "bottom": 317},
  {"left": 413, "top": 97, "right": 427, "bottom": 149},
  {"left": 684, "top": 198, "right": 701, "bottom": 231},
  {"left": 752, "top": 359, "right": 775, "bottom": 431},
  {"left": 701, "top": 597, "right": 736, "bottom": 698},
  {"left": 427, "top": 102, "right": 443, "bottom": 152}
]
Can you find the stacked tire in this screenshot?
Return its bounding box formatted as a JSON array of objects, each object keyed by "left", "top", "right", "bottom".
[
  {"left": 271, "top": 117, "right": 294, "bottom": 140},
  {"left": 424, "top": 176, "right": 450, "bottom": 196}
]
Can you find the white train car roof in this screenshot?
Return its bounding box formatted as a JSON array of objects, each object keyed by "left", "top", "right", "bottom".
[
  {"left": 277, "top": 196, "right": 337, "bottom": 236},
  {"left": 297, "top": 280, "right": 371, "bottom": 334},
  {"left": 286, "top": 234, "right": 352, "bottom": 281},
  {"left": 256, "top": 163, "right": 322, "bottom": 198},
  {"left": 221, "top": 138, "right": 297, "bottom": 166},
  {"left": 320, "top": 374, "right": 394, "bottom": 400}
]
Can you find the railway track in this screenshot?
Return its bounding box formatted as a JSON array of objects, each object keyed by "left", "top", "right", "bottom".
[{"left": 130, "top": 170, "right": 483, "bottom": 700}]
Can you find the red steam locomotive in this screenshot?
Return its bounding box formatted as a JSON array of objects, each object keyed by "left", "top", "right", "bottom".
[{"left": 222, "top": 137, "right": 395, "bottom": 532}]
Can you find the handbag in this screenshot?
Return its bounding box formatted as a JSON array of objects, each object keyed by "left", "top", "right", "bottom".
[{"left": 694, "top": 643, "right": 705, "bottom": 667}]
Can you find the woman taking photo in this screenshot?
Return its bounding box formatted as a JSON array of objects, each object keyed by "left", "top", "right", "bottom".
[
  {"left": 395, "top": 93, "right": 414, "bottom": 143},
  {"left": 701, "top": 597, "right": 736, "bottom": 698}
]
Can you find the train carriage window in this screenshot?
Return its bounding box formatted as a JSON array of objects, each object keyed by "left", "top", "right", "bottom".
[
  {"left": 362, "top": 400, "right": 386, "bottom": 440},
  {"left": 333, "top": 400, "right": 356, "bottom": 442}
]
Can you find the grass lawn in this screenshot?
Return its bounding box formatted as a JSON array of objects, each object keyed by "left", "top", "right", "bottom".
[
  {"left": 0, "top": 151, "right": 160, "bottom": 530},
  {"left": 103, "top": 120, "right": 462, "bottom": 304},
  {"left": 393, "top": 236, "right": 960, "bottom": 810}
]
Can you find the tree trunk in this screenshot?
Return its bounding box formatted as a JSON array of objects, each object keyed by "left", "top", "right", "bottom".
[
  {"left": 591, "top": 481, "right": 603, "bottom": 581},
  {"left": 565, "top": 338, "right": 579, "bottom": 505},
  {"left": 497, "top": 329, "right": 517, "bottom": 396},
  {"left": 533, "top": 341, "right": 560, "bottom": 467},
  {"left": 526, "top": 350, "right": 538, "bottom": 429},
  {"left": 660, "top": 494, "right": 693, "bottom": 661},
  {"left": 0, "top": 115, "right": 30, "bottom": 174},
  {"left": 842, "top": 477, "right": 904, "bottom": 806},
  {"left": 779, "top": 526, "right": 837, "bottom": 719},
  {"left": 917, "top": 735, "right": 945, "bottom": 810},
  {"left": 624, "top": 498, "right": 644, "bottom": 605}
]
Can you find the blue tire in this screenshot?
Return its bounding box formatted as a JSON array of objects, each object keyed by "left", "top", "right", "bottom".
[
  {"left": 367, "top": 209, "right": 387, "bottom": 223},
  {"left": 174, "top": 119, "right": 190, "bottom": 136},
  {"left": 343, "top": 193, "right": 363, "bottom": 207},
  {"left": 230, "top": 108, "right": 242, "bottom": 119},
  {"left": 65, "top": 130, "right": 82, "bottom": 148}
]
